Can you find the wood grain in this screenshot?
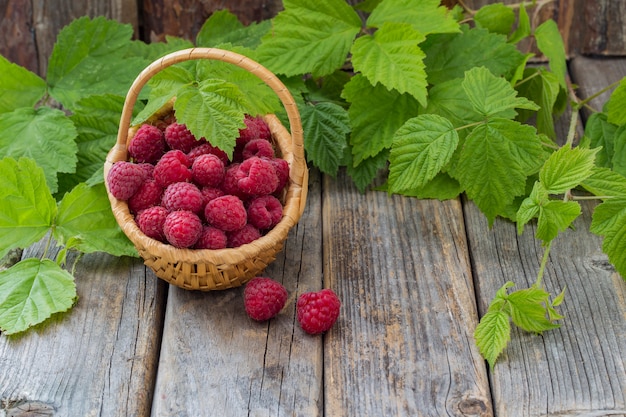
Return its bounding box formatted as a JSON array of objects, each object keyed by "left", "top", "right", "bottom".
[
  {"left": 322, "top": 172, "right": 492, "bottom": 416},
  {"left": 0, "top": 240, "right": 166, "bottom": 417},
  {"left": 466, "top": 55, "right": 626, "bottom": 416},
  {"left": 151, "top": 170, "right": 324, "bottom": 417}
]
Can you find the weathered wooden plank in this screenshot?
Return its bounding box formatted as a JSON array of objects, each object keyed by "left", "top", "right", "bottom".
[
  {"left": 323, "top": 172, "right": 492, "bottom": 416},
  {"left": 139, "top": 0, "right": 283, "bottom": 43},
  {"left": 0, "top": 0, "right": 39, "bottom": 74},
  {"left": 465, "top": 56, "right": 626, "bottom": 416},
  {"left": 151, "top": 170, "right": 323, "bottom": 417},
  {"left": 0, "top": 241, "right": 166, "bottom": 417}
]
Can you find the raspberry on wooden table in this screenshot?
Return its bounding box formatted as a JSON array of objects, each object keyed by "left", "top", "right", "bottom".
[
  {"left": 297, "top": 289, "right": 341, "bottom": 335},
  {"left": 243, "top": 277, "right": 288, "bottom": 321}
]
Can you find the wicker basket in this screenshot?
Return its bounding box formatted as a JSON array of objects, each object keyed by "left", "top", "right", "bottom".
[{"left": 103, "top": 48, "right": 308, "bottom": 290}]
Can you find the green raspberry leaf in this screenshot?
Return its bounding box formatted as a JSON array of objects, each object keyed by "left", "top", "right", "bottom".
[
  {"left": 516, "top": 181, "right": 549, "bottom": 235},
  {"left": 582, "top": 167, "right": 626, "bottom": 198},
  {"left": 462, "top": 66, "right": 539, "bottom": 118},
  {"left": 342, "top": 74, "right": 421, "bottom": 166},
  {"left": 388, "top": 114, "right": 458, "bottom": 193},
  {"left": 474, "top": 309, "right": 511, "bottom": 370},
  {"left": 509, "top": 3, "right": 530, "bottom": 44},
  {"left": 507, "top": 286, "right": 562, "bottom": 333},
  {"left": 455, "top": 119, "right": 545, "bottom": 224},
  {"left": 606, "top": 77, "right": 626, "bottom": 126},
  {"left": 537, "top": 200, "right": 581, "bottom": 244},
  {"left": 0, "top": 258, "right": 76, "bottom": 335},
  {"left": 590, "top": 197, "right": 626, "bottom": 280},
  {"left": 351, "top": 23, "right": 427, "bottom": 106},
  {"left": 196, "top": 10, "right": 271, "bottom": 49},
  {"left": 346, "top": 151, "right": 390, "bottom": 193},
  {"left": 534, "top": 19, "right": 567, "bottom": 89},
  {"left": 423, "top": 25, "right": 525, "bottom": 85},
  {"left": 47, "top": 16, "right": 148, "bottom": 110},
  {"left": 516, "top": 67, "right": 562, "bottom": 139},
  {"left": 257, "top": 0, "right": 361, "bottom": 77},
  {"left": 300, "top": 102, "right": 350, "bottom": 176},
  {"left": 0, "top": 107, "right": 78, "bottom": 194},
  {"left": 0, "top": 55, "right": 47, "bottom": 114},
  {"left": 367, "top": 0, "right": 460, "bottom": 35},
  {"left": 0, "top": 157, "right": 56, "bottom": 259},
  {"left": 584, "top": 112, "right": 621, "bottom": 169},
  {"left": 174, "top": 79, "right": 248, "bottom": 158},
  {"left": 474, "top": 3, "right": 516, "bottom": 35},
  {"left": 54, "top": 183, "right": 137, "bottom": 257},
  {"left": 540, "top": 146, "right": 598, "bottom": 194},
  {"left": 611, "top": 126, "right": 626, "bottom": 177},
  {"left": 392, "top": 172, "right": 463, "bottom": 200}
]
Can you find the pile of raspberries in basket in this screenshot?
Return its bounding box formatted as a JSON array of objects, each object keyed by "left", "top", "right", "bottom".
[{"left": 107, "top": 114, "right": 289, "bottom": 249}]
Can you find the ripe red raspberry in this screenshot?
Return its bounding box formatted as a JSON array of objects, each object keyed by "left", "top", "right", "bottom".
[
  {"left": 242, "top": 139, "right": 275, "bottom": 160},
  {"left": 237, "top": 157, "right": 279, "bottom": 196},
  {"left": 136, "top": 205, "right": 169, "bottom": 242},
  {"left": 153, "top": 150, "right": 192, "bottom": 188},
  {"left": 221, "top": 163, "right": 247, "bottom": 199},
  {"left": 128, "top": 124, "right": 166, "bottom": 164},
  {"left": 188, "top": 142, "right": 229, "bottom": 165},
  {"left": 227, "top": 224, "right": 261, "bottom": 247},
  {"left": 162, "top": 182, "right": 204, "bottom": 213},
  {"left": 192, "top": 154, "right": 225, "bottom": 188},
  {"left": 204, "top": 195, "right": 247, "bottom": 232},
  {"left": 107, "top": 161, "right": 149, "bottom": 200},
  {"left": 164, "top": 122, "right": 204, "bottom": 153},
  {"left": 128, "top": 179, "right": 163, "bottom": 213},
  {"left": 247, "top": 195, "right": 283, "bottom": 230},
  {"left": 194, "top": 226, "right": 227, "bottom": 249},
  {"left": 243, "top": 277, "right": 288, "bottom": 321},
  {"left": 237, "top": 114, "right": 271, "bottom": 145},
  {"left": 296, "top": 289, "right": 341, "bottom": 334},
  {"left": 162, "top": 210, "right": 203, "bottom": 248},
  {"left": 200, "top": 187, "right": 225, "bottom": 205},
  {"left": 271, "top": 158, "right": 290, "bottom": 194}
]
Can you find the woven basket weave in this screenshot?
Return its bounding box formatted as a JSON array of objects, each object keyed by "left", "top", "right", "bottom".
[{"left": 103, "top": 48, "right": 308, "bottom": 290}]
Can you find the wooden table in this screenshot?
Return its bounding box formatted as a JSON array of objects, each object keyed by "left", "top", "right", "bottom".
[{"left": 1, "top": 56, "right": 625, "bottom": 417}]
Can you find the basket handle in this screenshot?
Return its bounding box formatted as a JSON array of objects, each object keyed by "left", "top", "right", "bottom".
[
  {"left": 112, "top": 47, "right": 307, "bottom": 217},
  {"left": 115, "top": 47, "right": 304, "bottom": 167}
]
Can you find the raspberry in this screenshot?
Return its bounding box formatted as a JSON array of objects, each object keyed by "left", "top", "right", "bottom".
[
  {"left": 247, "top": 195, "right": 283, "bottom": 230},
  {"left": 164, "top": 123, "right": 204, "bottom": 153},
  {"left": 200, "top": 187, "right": 225, "bottom": 205},
  {"left": 242, "top": 139, "right": 275, "bottom": 160},
  {"left": 237, "top": 115, "right": 271, "bottom": 145},
  {"left": 188, "top": 142, "right": 229, "bottom": 165},
  {"left": 237, "top": 157, "right": 279, "bottom": 196},
  {"left": 271, "top": 158, "right": 290, "bottom": 194},
  {"left": 107, "top": 161, "right": 149, "bottom": 200},
  {"left": 162, "top": 210, "right": 203, "bottom": 248},
  {"left": 128, "top": 179, "right": 163, "bottom": 213},
  {"left": 194, "top": 226, "right": 227, "bottom": 249},
  {"left": 204, "top": 195, "right": 247, "bottom": 232},
  {"left": 153, "top": 150, "right": 192, "bottom": 188},
  {"left": 227, "top": 224, "right": 261, "bottom": 248},
  {"left": 162, "top": 182, "right": 204, "bottom": 213},
  {"left": 243, "top": 277, "right": 288, "bottom": 321},
  {"left": 221, "top": 163, "right": 247, "bottom": 199},
  {"left": 136, "top": 206, "right": 169, "bottom": 242},
  {"left": 192, "top": 154, "right": 225, "bottom": 188},
  {"left": 128, "top": 124, "right": 166, "bottom": 164},
  {"left": 296, "top": 289, "right": 341, "bottom": 334}
]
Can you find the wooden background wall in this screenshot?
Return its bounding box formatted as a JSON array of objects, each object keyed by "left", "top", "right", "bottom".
[{"left": 1, "top": 0, "right": 625, "bottom": 78}]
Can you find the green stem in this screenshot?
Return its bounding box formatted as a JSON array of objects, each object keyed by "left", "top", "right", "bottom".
[
  {"left": 41, "top": 232, "right": 53, "bottom": 260},
  {"left": 576, "top": 79, "right": 622, "bottom": 110},
  {"left": 535, "top": 240, "right": 552, "bottom": 289},
  {"left": 571, "top": 194, "right": 613, "bottom": 201},
  {"left": 455, "top": 120, "right": 485, "bottom": 132},
  {"left": 565, "top": 104, "right": 579, "bottom": 148},
  {"left": 514, "top": 70, "right": 542, "bottom": 88}
]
